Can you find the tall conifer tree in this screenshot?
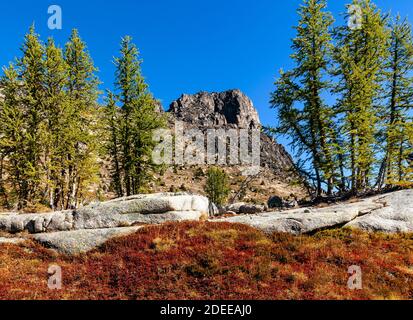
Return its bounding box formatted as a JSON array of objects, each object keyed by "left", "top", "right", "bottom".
[
  {"left": 18, "top": 25, "right": 46, "bottom": 205},
  {"left": 104, "top": 91, "right": 123, "bottom": 196},
  {"left": 271, "top": 0, "right": 337, "bottom": 197},
  {"left": 0, "top": 64, "right": 27, "bottom": 208},
  {"left": 63, "top": 29, "right": 100, "bottom": 208},
  {"left": 334, "top": 0, "right": 389, "bottom": 193},
  {"left": 379, "top": 16, "right": 413, "bottom": 187},
  {"left": 108, "top": 36, "right": 165, "bottom": 196},
  {"left": 43, "top": 38, "right": 70, "bottom": 208}
]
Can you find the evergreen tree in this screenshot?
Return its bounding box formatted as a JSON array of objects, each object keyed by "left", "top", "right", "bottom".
[
  {"left": 63, "top": 29, "right": 100, "bottom": 208},
  {"left": 0, "top": 28, "right": 101, "bottom": 209},
  {"left": 271, "top": 0, "right": 337, "bottom": 198},
  {"left": 0, "top": 26, "right": 50, "bottom": 208},
  {"left": 205, "top": 167, "right": 230, "bottom": 206},
  {"left": 334, "top": 0, "right": 389, "bottom": 193},
  {"left": 43, "top": 38, "right": 70, "bottom": 209},
  {"left": 0, "top": 64, "right": 27, "bottom": 208},
  {"left": 108, "top": 36, "right": 166, "bottom": 196},
  {"left": 104, "top": 91, "right": 123, "bottom": 196},
  {"left": 378, "top": 16, "right": 413, "bottom": 188},
  {"left": 17, "top": 25, "right": 46, "bottom": 206}
]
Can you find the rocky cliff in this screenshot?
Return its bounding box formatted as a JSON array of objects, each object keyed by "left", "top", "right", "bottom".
[
  {"left": 169, "top": 89, "right": 261, "bottom": 129},
  {"left": 167, "top": 89, "right": 300, "bottom": 178}
]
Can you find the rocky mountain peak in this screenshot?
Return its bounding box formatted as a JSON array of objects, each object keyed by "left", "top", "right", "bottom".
[
  {"left": 167, "top": 89, "right": 301, "bottom": 182},
  {"left": 168, "top": 89, "right": 261, "bottom": 129}
]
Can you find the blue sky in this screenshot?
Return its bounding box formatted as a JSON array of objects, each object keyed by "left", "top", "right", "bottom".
[{"left": 0, "top": 0, "right": 412, "bottom": 149}]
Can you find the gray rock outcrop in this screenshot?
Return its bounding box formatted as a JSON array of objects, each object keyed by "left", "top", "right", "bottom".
[
  {"left": 169, "top": 89, "right": 260, "bottom": 129},
  {"left": 1, "top": 190, "right": 412, "bottom": 256},
  {"left": 0, "top": 193, "right": 209, "bottom": 234},
  {"left": 33, "top": 227, "right": 142, "bottom": 255},
  {"left": 73, "top": 193, "right": 209, "bottom": 230},
  {"left": 224, "top": 203, "right": 265, "bottom": 214},
  {"left": 345, "top": 191, "right": 413, "bottom": 233},
  {"left": 0, "top": 237, "right": 26, "bottom": 245},
  {"left": 215, "top": 189, "right": 413, "bottom": 235},
  {"left": 225, "top": 203, "right": 247, "bottom": 214},
  {"left": 268, "top": 195, "right": 298, "bottom": 209},
  {"left": 168, "top": 90, "right": 299, "bottom": 177},
  {"left": 0, "top": 193, "right": 209, "bottom": 255},
  {"left": 0, "top": 211, "right": 74, "bottom": 234}
]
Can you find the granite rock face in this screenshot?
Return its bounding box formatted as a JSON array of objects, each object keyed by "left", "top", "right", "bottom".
[
  {"left": 168, "top": 90, "right": 299, "bottom": 176},
  {"left": 169, "top": 89, "right": 261, "bottom": 129},
  {"left": 0, "top": 193, "right": 209, "bottom": 255},
  {"left": 345, "top": 190, "right": 413, "bottom": 233},
  {"left": 0, "top": 193, "right": 209, "bottom": 234},
  {"left": 32, "top": 227, "right": 142, "bottom": 255},
  {"left": 73, "top": 193, "right": 209, "bottom": 230},
  {"left": 2, "top": 190, "right": 413, "bottom": 256},
  {"left": 215, "top": 190, "right": 413, "bottom": 235},
  {"left": 0, "top": 211, "right": 74, "bottom": 234}
]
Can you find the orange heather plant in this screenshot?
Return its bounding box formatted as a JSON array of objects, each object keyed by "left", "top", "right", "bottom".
[{"left": 0, "top": 222, "right": 412, "bottom": 300}]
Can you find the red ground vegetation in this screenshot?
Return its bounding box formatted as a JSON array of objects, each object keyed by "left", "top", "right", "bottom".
[{"left": 0, "top": 221, "right": 412, "bottom": 300}]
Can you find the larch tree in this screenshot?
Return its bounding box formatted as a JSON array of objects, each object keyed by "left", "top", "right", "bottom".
[
  {"left": 43, "top": 38, "right": 70, "bottom": 209},
  {"left": 104, "top": 90, "right": 123, "bottom": 197},
  {"left": 334, "top": 0, "right": 389, "bottom": 194},
  {"left": 377, "top": 16, "right": 413, "bottom": 188},
  {"left": 17, "top": 25, "right": 46, "bottom": 207},
  {"left": 0, "top": 27, "right": 101, "bottom": 210},
  {"left": 108, "top": 36, "right": 166, "bottom": 196},
  {"left": 271, "top": 0, "right": 337, "bottom": 198},
  {"left": 63, "top": 29, "right": 100, "bottom": 209},
  {"left": 0, "top": 64, "right": 27, "bottom": 208},
  {"left": 205, "top": 167, "right": 231, "bottom": 206}
]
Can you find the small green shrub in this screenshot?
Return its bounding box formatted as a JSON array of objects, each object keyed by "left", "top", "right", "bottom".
[{"left": 205, "top": 167, "right": 230, "bottom": 206}]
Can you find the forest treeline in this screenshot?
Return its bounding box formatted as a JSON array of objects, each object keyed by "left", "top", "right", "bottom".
[
  {"left": 1, "top": 0, "right": 412, "bottom": 210},
  {"left": 271, "top": 0, "right": 413, "bottom": 198},
  {"left": 0, "top": 27, "right": 165, "bottom": 210}
]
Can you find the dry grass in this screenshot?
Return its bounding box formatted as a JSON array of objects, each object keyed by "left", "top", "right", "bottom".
[{"left": 0, "top": 222, "right": 412, "bottom": 300}]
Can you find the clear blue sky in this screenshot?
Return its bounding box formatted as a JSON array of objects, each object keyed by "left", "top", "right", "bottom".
[{"left": 0, "top": 0, "right": 411, "bottom": 149}]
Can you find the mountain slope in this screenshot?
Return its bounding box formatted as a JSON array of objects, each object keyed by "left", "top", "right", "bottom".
[{"left": 150, "top": 89, "right": 307, "bottom": 204}]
